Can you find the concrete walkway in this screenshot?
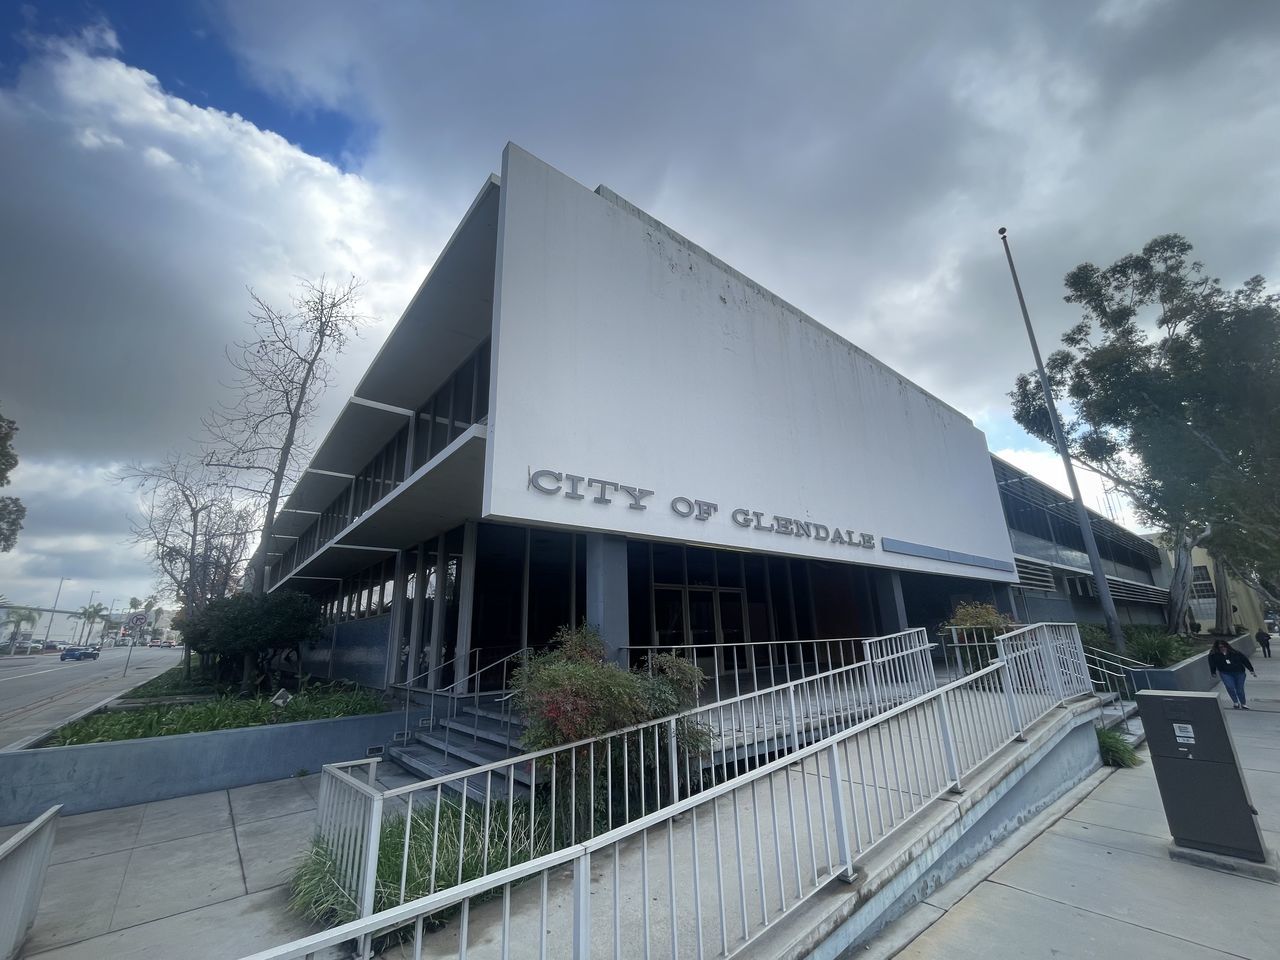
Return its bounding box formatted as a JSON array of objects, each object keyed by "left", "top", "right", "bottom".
[
  {"left": 7, "top": 774, "right": 330, "bottom": 959},
  {"left": 871, "top": 646, "right": 1280, "bottom": 960}
]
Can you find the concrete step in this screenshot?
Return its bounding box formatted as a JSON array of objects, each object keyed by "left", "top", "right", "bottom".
[
  {"left": 387, "top": 743, "right": 531, "bottom": 801},
  {"left": 414, "top": 730, "right": 533, "bottom": 785},
  {"left": 456, "top": 699, "right": 522, "bottom": 725},
  {"left": 440, "top": 713, "right": 526, "bottom": 751}
]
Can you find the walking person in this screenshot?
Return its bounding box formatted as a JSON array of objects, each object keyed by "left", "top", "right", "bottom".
[
  {"left": 1209, "top": 638, "right": 1257, "bottom": 709},
  {"left": 1255, "top": 628, "right": 1272, "bottom": 659}
]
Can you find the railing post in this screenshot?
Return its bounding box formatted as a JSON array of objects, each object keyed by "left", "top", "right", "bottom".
[
  {"left": 1038, "top": 626, "right": 1067, "bottom": 703},
  {"left": 786, "top": 686, "right": 802, "bottom": 752},
  {"left": 867, "top": 642, "right": 881, "bottom": 708},
  {"left": 825, "top": 744, "right": 856, "bottom": 881},
  {"left": 995, "top": 660, "right": 1026, "bottom": 741},
  {"left": 937, "top": 691, "right": 964, "bottom": 794},
  {"left": 667, "top": 718, "right": 680, "bottom": 804},
  {"left": 572, "top": 852, "right": 592, "bottom": 958},
  {"left": 356, "top": 792, "right": 384, "bottom": 959}
]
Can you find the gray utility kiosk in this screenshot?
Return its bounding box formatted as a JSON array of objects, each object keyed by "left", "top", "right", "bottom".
[{"left": 1135, "top": 689, "right": 1277, "bottom": 881}]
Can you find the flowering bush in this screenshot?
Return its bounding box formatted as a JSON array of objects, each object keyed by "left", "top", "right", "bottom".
[{"left": 514, "top": 623, "right": 702, "bottom": 749}]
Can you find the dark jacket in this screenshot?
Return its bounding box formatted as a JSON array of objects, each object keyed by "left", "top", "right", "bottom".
[{"left": 1209, "top": 649, "right": 1254, "bottom": 676}]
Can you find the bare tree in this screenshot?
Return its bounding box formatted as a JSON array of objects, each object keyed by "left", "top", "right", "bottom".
[
  {"left": 119, "top": 454, "right": 255, "bottom": 679},
  {"left": 204, "top": 277, "right": 366, "bottom": 596}
]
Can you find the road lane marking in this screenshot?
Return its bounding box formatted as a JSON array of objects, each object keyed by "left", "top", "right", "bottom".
[{"left": 0, "top": 665, "right": 74, "bottom": 682}]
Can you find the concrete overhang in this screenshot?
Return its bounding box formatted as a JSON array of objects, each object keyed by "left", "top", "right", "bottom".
[
  {"left": 354, "top": 176, "right": 500, "bottom": 411},
  {"left": 305, "top": 399, "right": 412, "bottom": 477},
  {"left": 336, "top": 424, "right": 487, "bottom": 551},
  {"left": 273, "top": 423, "right": 487, "bottom": 591}
]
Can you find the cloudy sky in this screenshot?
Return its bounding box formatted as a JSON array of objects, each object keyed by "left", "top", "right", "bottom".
[{"left": 1, "top": 0, "right": 1278, "bottom": 623}]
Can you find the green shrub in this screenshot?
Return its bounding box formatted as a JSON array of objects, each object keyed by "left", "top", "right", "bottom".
[
  {"left": 1077, "top": 624, "right": 1195, "bottom": 666},
  {"left": 943, "top": 602, "right": 1014, "bottom": 633},
  {"left": 1125, "top": 629, "right": 1193, "bottom": 667},
  {"left": 513, "top": 623, "right": 703, "bottom": 750},
  {"left": 48, "top": 683, "right": 385, "bottom": 744},
  {"left": 1096, "top": 726, "right": 1142, "bottom": 768}
]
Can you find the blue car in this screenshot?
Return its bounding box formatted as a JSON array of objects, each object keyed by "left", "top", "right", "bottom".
[{"left": 60, "top": 647, "right": 99, "bottom": 661}]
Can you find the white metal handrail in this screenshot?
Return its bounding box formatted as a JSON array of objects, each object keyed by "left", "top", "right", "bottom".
[
  {"left": 240, "top": 626, "right": 1087, "bottom": 960},
  {"left": 0, "top": 805, "right": 61, "bottom": 960},
  {"left": 306, "top": 630, "right": 937, "bottom": 941},
  {"left": 622, "top": 636, "right": 870, "bottom": 706}
]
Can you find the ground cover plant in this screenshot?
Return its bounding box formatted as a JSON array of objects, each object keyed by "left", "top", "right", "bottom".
[
  {"left": 48, "top": 683, "right": 384, "bottom": 744},
  {"left": 1078, "top": 623, "right": 1196, "bottom": 666},
  {"left": 123, "top": 664, "right": 224, "bottom": 699}
]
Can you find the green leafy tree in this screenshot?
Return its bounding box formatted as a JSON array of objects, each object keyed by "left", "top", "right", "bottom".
[
  {"left": 3, "top": 606, "right": 41, "bottom": 654},
  {"left": 0, "top": 403, "right": 26, "bottom": 552},
  {"left": 183, "top": 590, "right": 322, "bottom": 689},
  {"left": 1011, "top": 235, "right": 1280, "bottom": 633}
]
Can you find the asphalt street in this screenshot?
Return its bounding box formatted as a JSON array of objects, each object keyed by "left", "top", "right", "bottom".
[{"left": 0, "top": 647, "right": 178, "bottom": 749}]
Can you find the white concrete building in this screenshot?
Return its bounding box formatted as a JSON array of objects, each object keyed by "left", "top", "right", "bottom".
[{"left": 268, "top": 145, "right": 1026, "bottom": 690}]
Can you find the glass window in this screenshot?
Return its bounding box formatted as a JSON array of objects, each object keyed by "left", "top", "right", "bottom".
[
  {"left": 716, "top": 550, "right": 743, "bottom": 588},
  {"left": 627, "top": 541, "right": 652, "bottom": 658},
  {"left": 472, "top": 524, "right": 526, "bottom": 682},
  {"left": 528, "top": 529, "right": 573, "bottom": 650},
  {"left": 686, "top": 547, "right": 714, "bottom": 586},
  {"left": 652, "top": 543, "right": 683, "bottom": 585},
  {"left": 452, "top": 354, "right": 475, "bottom": 435}
]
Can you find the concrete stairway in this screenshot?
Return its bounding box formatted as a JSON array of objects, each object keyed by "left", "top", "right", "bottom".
[
  {"left": 1097, "top": 690, "right": 1145, "bottom": 747},
  {"left": 387, "top": 695, "right": 532, "bottom": 801}
]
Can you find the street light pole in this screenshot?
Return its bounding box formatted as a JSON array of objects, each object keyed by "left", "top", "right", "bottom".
[
  {"left": 998, "top": 227, "right": 1128, "bottom": 653},
  {"left": 41, "top": 576, "right": 68, "bottom": 647}
]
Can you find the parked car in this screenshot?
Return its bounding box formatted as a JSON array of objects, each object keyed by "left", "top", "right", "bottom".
[
  {"left": 60, "top": 647, "right": 99, "bottom": 661},
  {"left": 161, "top": 640, "right": 176, "bottom": 648}
]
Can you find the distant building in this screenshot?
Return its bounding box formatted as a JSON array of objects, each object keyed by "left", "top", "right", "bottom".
[
  {"left": 993, "top": 457, "right": 1168, "bottom": 628},
  {"left": 1141, "top": 537, "right": 1268, "bottom": 635}
]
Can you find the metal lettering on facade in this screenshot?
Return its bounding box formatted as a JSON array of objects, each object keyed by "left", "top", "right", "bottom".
[{"left": 527, "top": 468, "right": 876, "bottom": 550}]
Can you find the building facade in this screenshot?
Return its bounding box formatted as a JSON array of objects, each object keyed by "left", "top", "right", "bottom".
[
  {"left": 993, "top": 457, "right": 1168, "bottom": 627},
  {"left": 269, "top": 146, "right": 1040, "bottom": 690}
]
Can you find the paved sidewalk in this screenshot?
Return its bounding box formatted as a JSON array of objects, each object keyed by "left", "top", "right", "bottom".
[
  {"left": 876, "top": 646, "right": 1280, "bottom": 960},
  {"left": 5, "top": 774, "right": 329, "bottom": 959}
]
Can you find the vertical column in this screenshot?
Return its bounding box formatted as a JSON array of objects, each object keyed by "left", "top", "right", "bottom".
[
  {"left": 385, "top": 549, "right": 409, "bottom": 688},
  {"left": 406, "top": 545, "right": 428, "bottom": 686},
  {"left": 427, "top": 534, "right": 448, "bottom": 690},
  {"left": 453, "top": 521, "right": 479, "bottom": 692},
  {"left": 585, "top": 533, "right": 629, "bottom": 664},
  {"left": 872, "top": 569, "right": 908, "bottom": 634}
]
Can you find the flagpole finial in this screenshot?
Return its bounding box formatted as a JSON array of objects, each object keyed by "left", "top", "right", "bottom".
[{"left": 998, "top": 227, "right": 1007, "bottom": 237}]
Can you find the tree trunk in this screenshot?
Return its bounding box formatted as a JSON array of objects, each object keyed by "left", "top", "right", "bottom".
[
  {"left": 1212, "top": 554, "right": 1235, "bottom": 634},
  {"left": 240, "top": 651, "right": 255, "bottom": 698},
  {"left": 1165, "top": 532, "right": 1195, "bottom": 633}
]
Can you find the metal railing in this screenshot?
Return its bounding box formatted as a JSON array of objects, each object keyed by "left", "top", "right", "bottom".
[
  {"left": 240, "top": 624, "right": 1089, "bottom": 960},
  {"left": 0, "top": 804, "right": 60, "bottom": 960},
  {"left": 310, "top": 630, "right": 936, "bottom": 939},
  {"left": 622, "top": 636, "right": 868, "bottom": 706}
]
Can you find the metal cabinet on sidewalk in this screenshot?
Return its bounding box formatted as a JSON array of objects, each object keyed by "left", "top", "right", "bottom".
[{"left": 1135, "top": 689, "right": 1267, "bottom": 863}]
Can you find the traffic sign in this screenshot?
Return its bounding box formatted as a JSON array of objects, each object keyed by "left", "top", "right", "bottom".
[{"left": 127, "top": 612, "right": 149, "bottom": 628}]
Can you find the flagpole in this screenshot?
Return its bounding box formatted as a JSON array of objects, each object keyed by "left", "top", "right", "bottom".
[{"left": 998, "top": 227, "right": 1128, "bottom": 652}]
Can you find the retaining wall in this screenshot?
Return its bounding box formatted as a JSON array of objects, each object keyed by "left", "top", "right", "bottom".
[
  {"left": 1130, "top": 633, "right": 1254, "bottom": 693},
  {"left": 0, "top": 709, "right": 427, "bottom": 826}
]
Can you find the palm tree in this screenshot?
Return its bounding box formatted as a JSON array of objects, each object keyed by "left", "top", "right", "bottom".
[
  {"left": 70, "top": 602, "right": 107, "bottom": 646},
  {"left": 3, "top": 607, "right": 42, "bottom": 654}
]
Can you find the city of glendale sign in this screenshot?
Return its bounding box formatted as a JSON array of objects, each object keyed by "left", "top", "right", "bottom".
[{"left": 526, "top": 468, "right": 876, "bottom": 551}]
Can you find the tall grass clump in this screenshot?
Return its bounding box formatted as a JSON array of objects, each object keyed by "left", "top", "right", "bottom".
[
  {"left": 290, "top": 797, "right": 549, "bottom": 930},
  {"left": 1096, "top": 726, "right": 1142, "bottom": 768}
]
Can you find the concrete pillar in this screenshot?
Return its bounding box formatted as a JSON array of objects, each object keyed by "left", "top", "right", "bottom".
[
  {"left": 453, "top": 521, "right": 479, "bottom": 692},
  {"left": 585, "top": 533, "right": 629, "bottom": 663},
  {"left": 386, "top": 549, "right": 410, "bottom": 688},
  {"left": 872, "top": 569, "right": 908, "bottom": 634},
  {"left": 426, "top": 534, "right": 447, "bottom": 690},
  {"left": 405, "top": 545, "right": 428, "bottom": 687}
]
